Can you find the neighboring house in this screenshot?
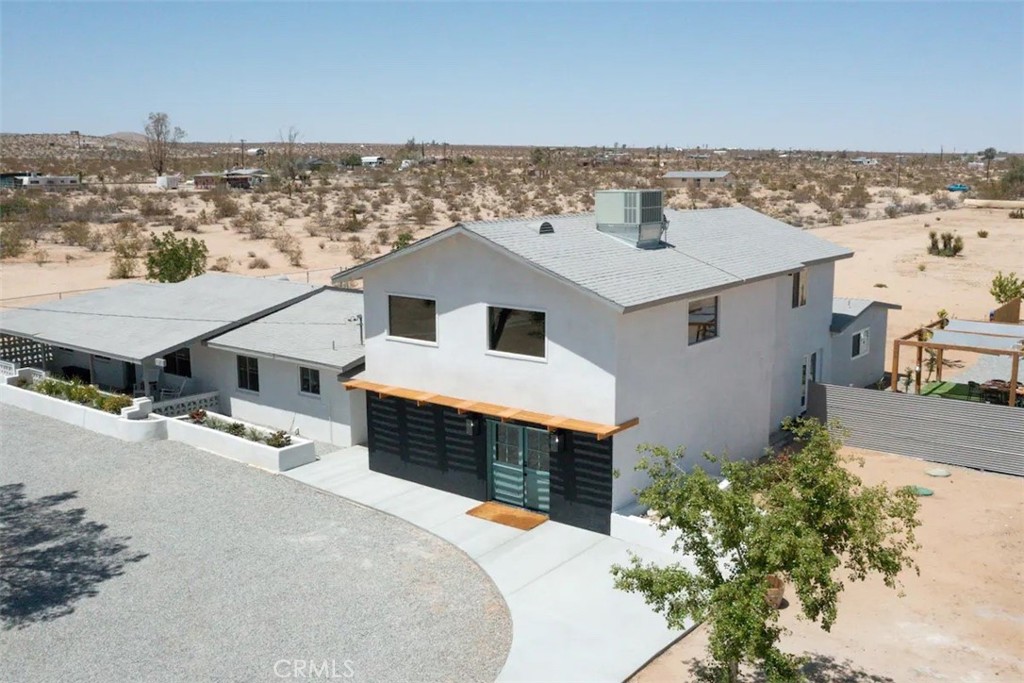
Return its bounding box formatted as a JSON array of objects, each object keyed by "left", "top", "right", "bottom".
[
  {"left": 193, "top": 172, "right": 224, "bottom": 190},
  {"left": 156, "top": 175, "right": 180, "bottom": 190},
  {"left": 0, "top": 172, "right": 31, "bottom": 189},
  {"left": 201, "top": 289, "right": 367, "bottom": 447},
  {"left": 331, "top": 189, "right": 862, "bottom": 534},
  {"left": 662, "top": 171, "right": 734, "bottom": 188},
  {"left": 224, "top": 168, "right": 268, "bottom": 189},
  {"left": 0, "top": 274, "right": 320, "bottom": 402},
  {"left": 829, "top": 298, "right": 901, "bottom": 388},
  {"left": 361, "top": 156, "right": 386, "bottom": 167},
  {"left": 16, "top": 174, "right": 80, "bottom": 188},
  {"left": 850, "top": 157, "right": 879, "bottom": 166}
]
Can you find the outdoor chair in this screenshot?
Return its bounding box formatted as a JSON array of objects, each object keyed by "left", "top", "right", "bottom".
[
  {"left": 966, "top": 381, "right": 981, "bottom": 402},
  {"left": 159, "top": 377, "right": 189, "bottom": 401}
]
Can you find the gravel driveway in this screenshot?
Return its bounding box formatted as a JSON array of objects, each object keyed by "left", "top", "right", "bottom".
[{"left": 0, "top": 404, "right": 511, "bottom": 682}]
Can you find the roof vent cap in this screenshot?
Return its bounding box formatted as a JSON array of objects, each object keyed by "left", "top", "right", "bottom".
[{"left": 538, "top": 221, "right": 554, "bottom": 234}]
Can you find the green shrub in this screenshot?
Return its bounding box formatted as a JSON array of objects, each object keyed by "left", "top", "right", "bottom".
[
  {"left": 99, "top": 394, "right": 133, "bottom": 414},
  {"left": 977, "top": 229, "right": 989, "bottom": 238},
  {"left": 990, "top": 271, "right": 1023, "bottom": 304},
  {"left": 1009, "top": 208, "right": 1024, "bottom": 219},
  {"left": 927, "top": 230, "right": 963, "bottom": 257},
  {"left": 265, "top": 430, "right": 292, "bottom": 448}
]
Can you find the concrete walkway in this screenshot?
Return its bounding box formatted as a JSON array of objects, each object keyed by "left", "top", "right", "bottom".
[{"left": 285, "top": 447, "right": 695, "bottom": 683}]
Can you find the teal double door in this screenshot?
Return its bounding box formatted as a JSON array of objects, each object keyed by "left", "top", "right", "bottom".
[{"left": 487, "top": 420, "right": 551, "bottom": 513}]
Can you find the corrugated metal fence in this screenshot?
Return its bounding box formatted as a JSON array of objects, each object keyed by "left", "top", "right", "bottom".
[{"left": 808, "top": 383, "right": 1024, "bottom": 476}]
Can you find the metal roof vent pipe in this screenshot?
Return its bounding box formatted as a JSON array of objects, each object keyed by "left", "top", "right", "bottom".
[{"left": 595, "top": 189, "right": 667, "bottom": 249}]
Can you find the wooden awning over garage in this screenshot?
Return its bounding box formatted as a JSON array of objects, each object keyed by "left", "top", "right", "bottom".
[{"left": 343, "top": 378, "right": 638, "bottom": 440}]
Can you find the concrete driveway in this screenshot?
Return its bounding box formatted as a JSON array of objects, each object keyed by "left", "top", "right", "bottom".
[
  {"left": 287, "top": 447, "right": 695, "bottom": 683},
  {"left": 0, "top": 405, "right": 511, "bottom": 683}
]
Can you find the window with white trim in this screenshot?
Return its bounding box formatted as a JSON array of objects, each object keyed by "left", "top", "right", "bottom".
[
  {"left": 688, "top": 296, "right": 719, "bottom": 345},
  {"left": 388, "top": 295, "right": 437, "bottom": 342},
  {"left": 488, "top": 306, "right": 546, "bottom": 358},
  {"left": 851, "top": 328, "right": 870, "bottom": 359},
  {"left": 163, "top": 347, "right": 192, "bottom": 377}
]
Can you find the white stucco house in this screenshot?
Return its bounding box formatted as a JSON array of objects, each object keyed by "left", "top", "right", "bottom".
[
  {"left": 829, "top": 298, "right": 901, "bottom": 388},
  {"left": 330, "top": 189, "right": 891, "bottom": 534},
  {"left": 200, "top": 288, "right": 368, "bottom": 447}
]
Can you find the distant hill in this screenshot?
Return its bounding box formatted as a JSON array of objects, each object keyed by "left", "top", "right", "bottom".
[{"left": 105, "top": 132, "right": 147, "bottom": 144}]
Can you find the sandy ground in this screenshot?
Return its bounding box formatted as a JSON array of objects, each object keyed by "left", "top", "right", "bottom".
[
  {"left": 634, "top": 448, "right": 1024, "bottom": 683},
  {"left": 816, "top": 207, "right": 1023, "bottom": 373}
]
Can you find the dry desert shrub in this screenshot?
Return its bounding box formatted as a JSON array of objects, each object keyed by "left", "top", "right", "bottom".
[
  {"left": 209, "top": 256, "right": 231, "bottom": 272},
  {"left": 247, "top": 256, "right": 270, "bottom": 269}
]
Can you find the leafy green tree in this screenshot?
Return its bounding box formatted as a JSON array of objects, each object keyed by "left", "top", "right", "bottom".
[
  {"left": 611, "top": 418, "right": 920, "bottom": 682},
  {"left": 145, "top": 231, "right": 208, "bottom": 282},
  {"left": 990, "top": 271, "right": 1023, "bottom": 304},
  {"left": 390, "top": 231, "right": 414, "bottom": 252}
]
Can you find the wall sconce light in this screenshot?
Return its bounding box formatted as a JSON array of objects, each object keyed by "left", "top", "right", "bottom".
[
  {"left": 465, "top": 415, "right": 480, "bottom": 436},
  {"left": 549, "top": 430, "right": 564, "bottom": 453}
]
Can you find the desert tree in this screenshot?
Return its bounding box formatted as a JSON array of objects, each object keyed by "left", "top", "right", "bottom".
[
  {"left": 145, "top": 231, "right": 208, "bottom": 282},
  {"left": 611, "top": 418, "right": 920, "bottom": 682},
  {"left": 275, "top": 126, "right": 303, "bottom": 196},
  {"left": 980, "top": 147, "right": 997, "bottom": 181},
  {"left": 144, "top": 112, "right": 186, "bottom": 176},
  {"left": 990, "top": 271, "right": 1023, "bottom": 304}
]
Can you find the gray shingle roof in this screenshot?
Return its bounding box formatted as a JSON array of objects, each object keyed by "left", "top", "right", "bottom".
[
  {"left": 335, "top": 206, "right": 853, "bottom": 312},
  {"left": 830, "top": 297, "right": 902, "bottom": 333},
  {"left": 207, "top": 289, "right": 365, "bottom": 371},
  {"left": 0, "top": 274, "right": 320, "bottom": 362},
  {"left": 663, "top": 171, "right": 732, "bottom": 179}
]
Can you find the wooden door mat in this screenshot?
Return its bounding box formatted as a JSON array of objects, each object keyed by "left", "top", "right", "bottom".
[{"left": 466, "top": 501, "right": 548, "bottom": 531}]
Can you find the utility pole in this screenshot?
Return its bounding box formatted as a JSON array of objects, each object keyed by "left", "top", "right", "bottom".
[{"left": 896, "top": 155, "right": 902, "bottom": 189}]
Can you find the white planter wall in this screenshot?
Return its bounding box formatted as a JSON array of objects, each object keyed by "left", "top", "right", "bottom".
[
  {"left": 165, "top": 411, "right": 316, "bottom": 472},
  {"left": 0, "top": 380, "right": 166, "bottom": 442}
]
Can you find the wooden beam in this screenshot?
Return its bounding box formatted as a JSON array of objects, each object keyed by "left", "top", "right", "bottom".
[
  {"left": 891, "top": 339, "right": 901, "bottom": 392},
  {"left": 915, "top": 345, "right": 923, "bottom": 394},
  {"left": 1010, "top": 354, "right": 1020, "bottom": 408},
  {"left": 936, "top": 348, "right": 944, "bottom": 382},
  {"left": 895, "top": 339, "right": 1023, "bottom": 357}
]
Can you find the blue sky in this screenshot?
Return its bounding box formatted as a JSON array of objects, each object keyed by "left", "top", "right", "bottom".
[{"left": 2, "top": 2, "right": 1021, "bottom": 151}]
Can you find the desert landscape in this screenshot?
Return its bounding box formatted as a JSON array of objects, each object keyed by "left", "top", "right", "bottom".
[{"left": 634, "top": 448, "right": 1024, "bottom": 682}]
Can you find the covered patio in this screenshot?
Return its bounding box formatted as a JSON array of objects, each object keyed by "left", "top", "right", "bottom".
[
  {"left": 0, "top": 274, "right": 319, "bottom": 414},
  {"left": 891, "top": 319, "right": 1023, "bottom": 407}
]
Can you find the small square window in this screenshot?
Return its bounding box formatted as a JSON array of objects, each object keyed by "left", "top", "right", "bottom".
[
  {"left": 488, "top": 307, "right": 546, "bottom": 358},
  {"left": 388, "top": 295, "right": 437, "bottom": 342},
  {"left": 300, "top": 367, "right": 321, "bottom": 395},
  {"left": 688, "top": 296, "right": 719, "bottom": 345}
]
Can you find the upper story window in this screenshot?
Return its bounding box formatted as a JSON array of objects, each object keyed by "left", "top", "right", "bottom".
[
  {"left": 488, "top": 306, "right": 546, "bottom": 358},
  {"left": 163, "top": 347, "right": 192, "bottom": 377},
  {"left": 299, "top": 366, "right": 321, "bottom": 395},
  {"left": 388, "top": 295, "right": 437, "bottom": 343},
  {"left": 851, "top": 328, "right": 870, "bottom": 359},
  {"left": 688, "top": 296, "right": 719, "bottom": 345},
  {"left": 237, "top": 355, "right": 260, "bottom": 392},
  {"left": 791, "top": 269, "right": 808, "bottom": 308}
]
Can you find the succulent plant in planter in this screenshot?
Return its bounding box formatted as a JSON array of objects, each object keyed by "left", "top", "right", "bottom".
[
  {"left": 189, "top": 408, "right": 208, "bottom": 424},
  {"left": 264, "top": 430, "right": 292, "bottom": 448}
]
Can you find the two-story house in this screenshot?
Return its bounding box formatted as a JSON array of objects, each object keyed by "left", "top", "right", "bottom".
[{"left": 332, "top": 189, "right": 860, "bottom": 534}]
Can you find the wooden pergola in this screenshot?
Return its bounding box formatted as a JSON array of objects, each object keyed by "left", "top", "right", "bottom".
[
  {"left": 890, "top": 319, "right": 1022, "bottom": 406},
  {"left": 344, "top": 378, "right": 639, "bottom": 440}
]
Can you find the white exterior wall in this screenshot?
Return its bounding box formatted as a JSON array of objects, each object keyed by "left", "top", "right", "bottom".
[
  {"left": 830, "top": 306, "right": 889, "bottom": 389},
  {"left": 768, "top": 262, "right": 836, "bottom": 428},
  {"left": 360, "top": 233, "right": 619, "bottom": 423},
  {"left": 611, "top": 278, "right": 778, "bottom": 509},
  {"left": 191, "top": 344, "right": 366, "bottom": 447}
]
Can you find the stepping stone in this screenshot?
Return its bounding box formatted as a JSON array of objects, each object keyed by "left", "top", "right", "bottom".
[{"left": 926, "top": 468, "right": 951, "bottom": 477}]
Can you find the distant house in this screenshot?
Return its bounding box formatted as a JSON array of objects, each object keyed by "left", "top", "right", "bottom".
[
  {"left": 361, "top": 156, "right": 386, "bottom": 167},
  {"left": 224, "top": 168, "right": 268, "bottom": 189},
  {"left": 193, "top": 173, "right": 224, "bottom": 190},
  {"left": 156, "top": 175, "right": 180, "bottom": 190},
  {"left": 850, "top": 157, "right": 879, "bottom": 166},
  {"left": 246, "top": 148, "right": 267, "bottom": 157},
  {"left": 0, "top": 172, "right": 31, "bottom": 190},
  {"left": 662, "top": 171, "right": 734, "bottom": 189},
  {"left": 16, "top": 174, "right": 80, "bottom": 189}
]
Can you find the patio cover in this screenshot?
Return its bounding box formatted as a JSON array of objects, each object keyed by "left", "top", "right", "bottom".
[
  {"left": 929, "top": 329, "right": 1024, "bottom": 352},
  {"left": 0, "top": 274, "right": 321, "bottom": 363},
  {"left": 943, "top": 319, "right": 1024, "bottom": 339}
]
